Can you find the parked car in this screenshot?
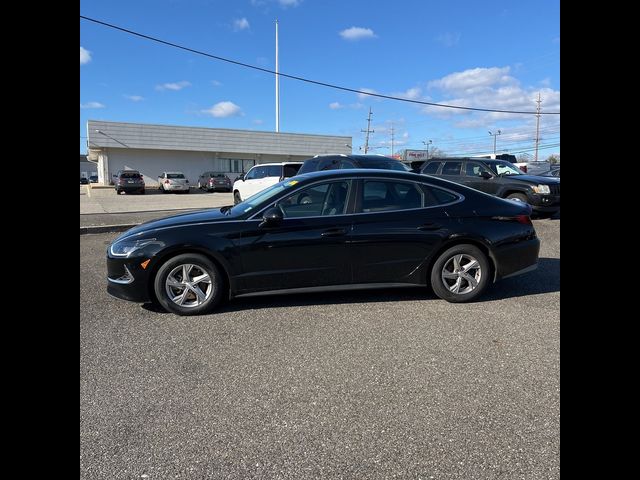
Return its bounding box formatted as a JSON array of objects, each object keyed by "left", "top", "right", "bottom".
[
  {"left": 158, "top": 172, "right": 189, "bottom": 194},
  {"left": 113, "top": 170, "right": 145, "bottom": 195},
  {"left": 80, "top": 177, "right": 89, "bottom": 185},
  {"left": 419, "top": 157, "right": 560, "bottom": 217},
  {"left": 198, "top": 172, "right": 232, "bottom": 192},
  {"left": 107, "top": 169, "right": 540, "bottom": 316},
  {"left": 89, "top": 175, "right": 99, "bottom": 183},
  {"left": 297, "top": 154, "right": 409, "bottom": 174},
  {"left": 539, "top": 167, "right": 560, "bottom": 178},
  {"left": 232, "top": 162, "right": 302, "bottom": 204}
]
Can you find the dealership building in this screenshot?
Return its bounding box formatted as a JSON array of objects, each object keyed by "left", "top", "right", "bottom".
[{"left": 85, "top": 120, "right": 352, "bottom": 186}]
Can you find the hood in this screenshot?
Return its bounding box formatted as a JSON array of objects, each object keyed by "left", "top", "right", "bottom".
[
  {"left": 116, "top": 207, "right": 235, "bottom": 240},
  {"left": 507, "top": 174, "right": 560, "bottom": 185}
]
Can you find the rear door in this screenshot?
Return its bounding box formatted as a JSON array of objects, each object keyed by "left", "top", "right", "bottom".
[
  {"left": 349, "top": 178, "right": 458, "bottom": 284},
  {"left": 439, "top": 160, "right": 464, "bottom": 185}
]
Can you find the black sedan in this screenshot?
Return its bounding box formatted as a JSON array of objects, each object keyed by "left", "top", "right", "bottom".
[{"left": 107, "top": 170, "right": 540, "bottom": 315}]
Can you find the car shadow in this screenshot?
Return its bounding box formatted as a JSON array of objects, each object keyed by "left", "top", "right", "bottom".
[{"left": 140, "top": 257, "right": 559, "bottom": 314}]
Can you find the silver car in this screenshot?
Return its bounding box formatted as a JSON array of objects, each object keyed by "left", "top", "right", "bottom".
[{"left": 158, "top": 172, "right": 190, "bottom": 194}]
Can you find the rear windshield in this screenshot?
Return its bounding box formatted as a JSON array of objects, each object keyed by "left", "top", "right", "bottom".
[
  {"left": 213, "top": 173, "right": 226, "bottom": 177},
  {"left": 359, "top": 159, "right": 408, "bottom": 171},
  {"left": 167, "top": 173, "right": 185, "bottom": 179},
  {"left": 120, "top": 172, "right": 141, "bottom": 179}
]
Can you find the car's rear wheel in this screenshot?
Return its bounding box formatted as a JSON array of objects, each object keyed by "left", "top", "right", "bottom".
[
  {"left": 233, "top": 191, "right": 242, "bottom": 205},
  {"left": 154, "top": 253, "right": 224, "bottom": 316},
  {"left": 430, "top": 244, "right": 490, "bottom": 303},
  {"left": 140, "top": 189, "right": 145, "bottom": 195}
]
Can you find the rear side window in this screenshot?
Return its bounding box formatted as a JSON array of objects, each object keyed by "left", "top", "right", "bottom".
[
  {"left": 422, "top": 162, "right": 442, "bottom": 174},
  {"left": 426, "top": 186, "right": 459, "bottom": 205},
  {"left": 441, "top": 162, "right": 462, "bottom": 175},
  {"left": 361, "top": 180, "right": 424, "bottom": 213},
  {"left": 283, "top": 164, "right": 301, "bottom": 178}
]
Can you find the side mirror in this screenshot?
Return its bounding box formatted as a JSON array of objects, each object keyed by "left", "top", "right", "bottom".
[
  {"left": 259, "top": 207, "right": 283, "bottom": 228},
  {"left": 480, "top": 171, "right": 493, "bottom": 179},
  {"left": 239, "top": 174, "right": 245, "bottom": 182},
  {"left": 112, "top": 174, "right": 117, "bottom": 177}
]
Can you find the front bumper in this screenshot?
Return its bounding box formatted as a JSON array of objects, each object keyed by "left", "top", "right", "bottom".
[
  {"left": 106, "top": 255, "right": 153, "bottom": 303},
  {"left": 528, "top": 193, "right": 560, "bottom": 212}
]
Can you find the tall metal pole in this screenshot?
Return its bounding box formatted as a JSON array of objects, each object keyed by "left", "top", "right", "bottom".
[
  {"left": 275, "top": 20, "right": 280, "bottom": 133},
  {"left": 489, "top": 130, "right": 501, "bottom": 154},
  {"left": 534, "top": 92, "right": 541, "bottom": 162},
  {"left": 390, "top": 123, "right": 395, "bottom": 156},
  {"left": 361, "top": 107, "right": 374, "bottom": 153}
]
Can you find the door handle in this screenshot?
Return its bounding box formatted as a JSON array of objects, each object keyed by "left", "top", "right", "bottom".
[
  {"left": 321, "top": 228, "right": 347, "bottom": 237},
  {"left": 418, "top": 223, "right": 442, "bottom": 231}
]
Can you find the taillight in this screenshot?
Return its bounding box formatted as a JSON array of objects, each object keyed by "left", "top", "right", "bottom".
[
  {"left": 520, "top": 166, "right": 527, "bottom": 173},
  {"left": 516, "top": 215, "right": 532, "bottom": 225},
  {"left": 164, "top": 179, "right": 170, "bottom": 184}
]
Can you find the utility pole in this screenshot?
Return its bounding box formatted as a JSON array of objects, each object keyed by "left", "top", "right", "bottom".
[
  {"left": 275, "top": 19, "right": 280, "bottom": 133},
  {"left": 534, "top": 92, "right": 541, "bottom": 162},
  {"left": 489, "top": 130, "right": 501, "bottom": 154},
  {"left": 361, "top": 107, "right": 374, "bottom": 154},
  {"left": 390, "top": 123, "right": 395, "bottom": 156}
]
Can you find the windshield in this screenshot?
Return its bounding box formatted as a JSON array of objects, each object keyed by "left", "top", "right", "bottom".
[
  {"left": 228, "top": 178, "right": 301, "bottom": 216},
  {"left": 167, "top": 173, "right": 185, "bottom": 179},
  {"left": 489, "top": 161, "right": 523, "bottom": 176}
]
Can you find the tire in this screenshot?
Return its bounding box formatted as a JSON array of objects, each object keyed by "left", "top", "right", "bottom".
[
  {"left": 161, "top": 185, "right": 168, "bottom": 194},
  {"left": 506, "top": 192, "right": 528, "bottom": 203},
  {"left": 153, "top": 253, "right": 224, "bottom": 316},
  {"left": 140, "top": 189, "right": 145, "bottom": 195},
  {"left": 430, "top": 244, "right": 491, "bottom": 303},
  {"left": 197, "top": 181, "right": 202, "bottom": 189},
  {"left": 233, "top": 191, "right": 242, "bottom": 205}
]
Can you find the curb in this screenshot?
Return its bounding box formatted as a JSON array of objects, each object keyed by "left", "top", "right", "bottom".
[{"left": 80, "top": 224, "right": 138, "bottom": 235}]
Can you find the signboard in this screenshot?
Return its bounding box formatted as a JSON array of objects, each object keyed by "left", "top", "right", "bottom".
[{"left": 402, "top": 149, "right": 429, "bottom": 161}]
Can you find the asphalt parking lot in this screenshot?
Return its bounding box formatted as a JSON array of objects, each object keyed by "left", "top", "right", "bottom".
[{"left": 80, "top": 219, "right": 559, "bottom": 479}]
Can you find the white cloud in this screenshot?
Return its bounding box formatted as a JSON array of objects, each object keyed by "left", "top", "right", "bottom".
[
  {"left": 80, "top": 46, "right": 91, "bottom": 65},
  {"left": 339, "top": 27, "right": 377, "bottom": 41},
  {"left": 394, "top": 87, "right": 422, "bottom": 100},
  {"left": 428, "top": 67, "right": 513, "bottom": 92},
  {"left": 202, "top": 101, "right": 243, "bottom": 118},
  {"left": 124, "top": 95, "right": 144, "bottom": 102},
  {"left": 156, "top": 81, "right": 191, "bottom": 91},
  {"left": 233, "top": 18, "right": 250, "bottom": 31},
  {"left": 329, "top": 102, "right": 344, "bottom": 110},
  {"left": 278, "top": 0, "right": 301, "bottom": 7},
  {"left": 80, "top": 101, "right": 105, "bottom": 109},
  {"left": 211, "top": 80, "right": 223, "bottom": 86},
  {"left": 357, "top": 88, "right": 378, "bottom": 100},
  {"left": 436, "top": 32, "right": 461, "bottom": 47}
]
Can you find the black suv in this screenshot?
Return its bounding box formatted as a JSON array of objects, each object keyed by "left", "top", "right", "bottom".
[
  {"left": 298, "top": 154, "right": 409, "bottom": 174},
  {"left": 420, "top": 157, "right": 560, "bottom": 217},
  {"left": 112, "top": 170, "right": 145, "bottom": 195}
]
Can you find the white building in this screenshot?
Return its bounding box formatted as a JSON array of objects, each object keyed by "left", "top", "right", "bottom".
[{"left": 86, "top": 120, "right": 352, "bottom": 186}]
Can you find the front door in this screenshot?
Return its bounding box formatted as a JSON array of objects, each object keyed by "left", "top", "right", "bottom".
[
  {"left": 462, "top": 161, "right": 500, "bottom": 195},
  {"left": 235, "top": 180, "right": 354, "bottom": 293}
]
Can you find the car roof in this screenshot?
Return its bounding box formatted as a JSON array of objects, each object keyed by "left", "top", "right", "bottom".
[
  {"left": 250, "top": 162, "right": 303, "bottom": 167},
  {"left": 310, "top": 154, "right": 395, "bottom": 161}
]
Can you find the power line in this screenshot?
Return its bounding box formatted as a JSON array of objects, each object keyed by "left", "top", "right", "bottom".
[{"left": 79, "top": 15, "right": 560, "bottom": 116}]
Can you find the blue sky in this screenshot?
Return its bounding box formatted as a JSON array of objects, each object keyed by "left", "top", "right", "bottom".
[{"left": 80, "top": 0, "right": 560, "bottom": 159}]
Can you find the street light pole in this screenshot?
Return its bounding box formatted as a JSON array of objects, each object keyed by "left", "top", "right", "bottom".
[
  {"left": 488, "top": 130, "right": 501, "bottom": 155},
  {"left": 422, "top": 139, "right": 432, "bottom": 159}
]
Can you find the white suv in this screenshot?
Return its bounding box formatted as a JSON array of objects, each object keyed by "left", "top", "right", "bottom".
[{"left": 233, "top": 162, "right": 302, "bottom": 204}]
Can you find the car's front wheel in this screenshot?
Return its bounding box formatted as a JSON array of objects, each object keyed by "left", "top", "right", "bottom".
[
  {"left": 233, "top": 191, "right": 242, "bottom": 205},
  {"left": 153, "top": 253, "right": 224, "bottom": 316},
  {"left": 430, "top": 244, "right": 491, "bottom": 303},
  {"left": 506, "top": 192, "right": 528, "bottom": 203}
]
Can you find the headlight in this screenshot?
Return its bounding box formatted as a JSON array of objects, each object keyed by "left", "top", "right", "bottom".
[
  {"left": 109, "top": 238, "right": 157, "bottom": 257},
  {"left": 532, "top": 184, "right": 551, "bottom": 194}
]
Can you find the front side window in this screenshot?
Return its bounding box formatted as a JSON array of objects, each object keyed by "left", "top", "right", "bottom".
[
  {"left": 465, "top": 162, "right": 491, "bottom": 177},
  {"left": 283, "top": 164, "right": 301, "bottom": 178},
  {"left": 265, "top": 165, "right": 282, "bottom": 178},
  {"left": 278, "top": 181, "right": 350, "bottom": 218},
  {"left": 246, "top": 166, "right": 266, "bottom": 180},
  {"left": 489, "top": 161, "right": 523, "bottom": 176},
  {"left": 361, "top": 180, "right": 424, "bottom": 213},
  {"left": 318, "top": 157, "right": 341, "bottom": 171}
]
